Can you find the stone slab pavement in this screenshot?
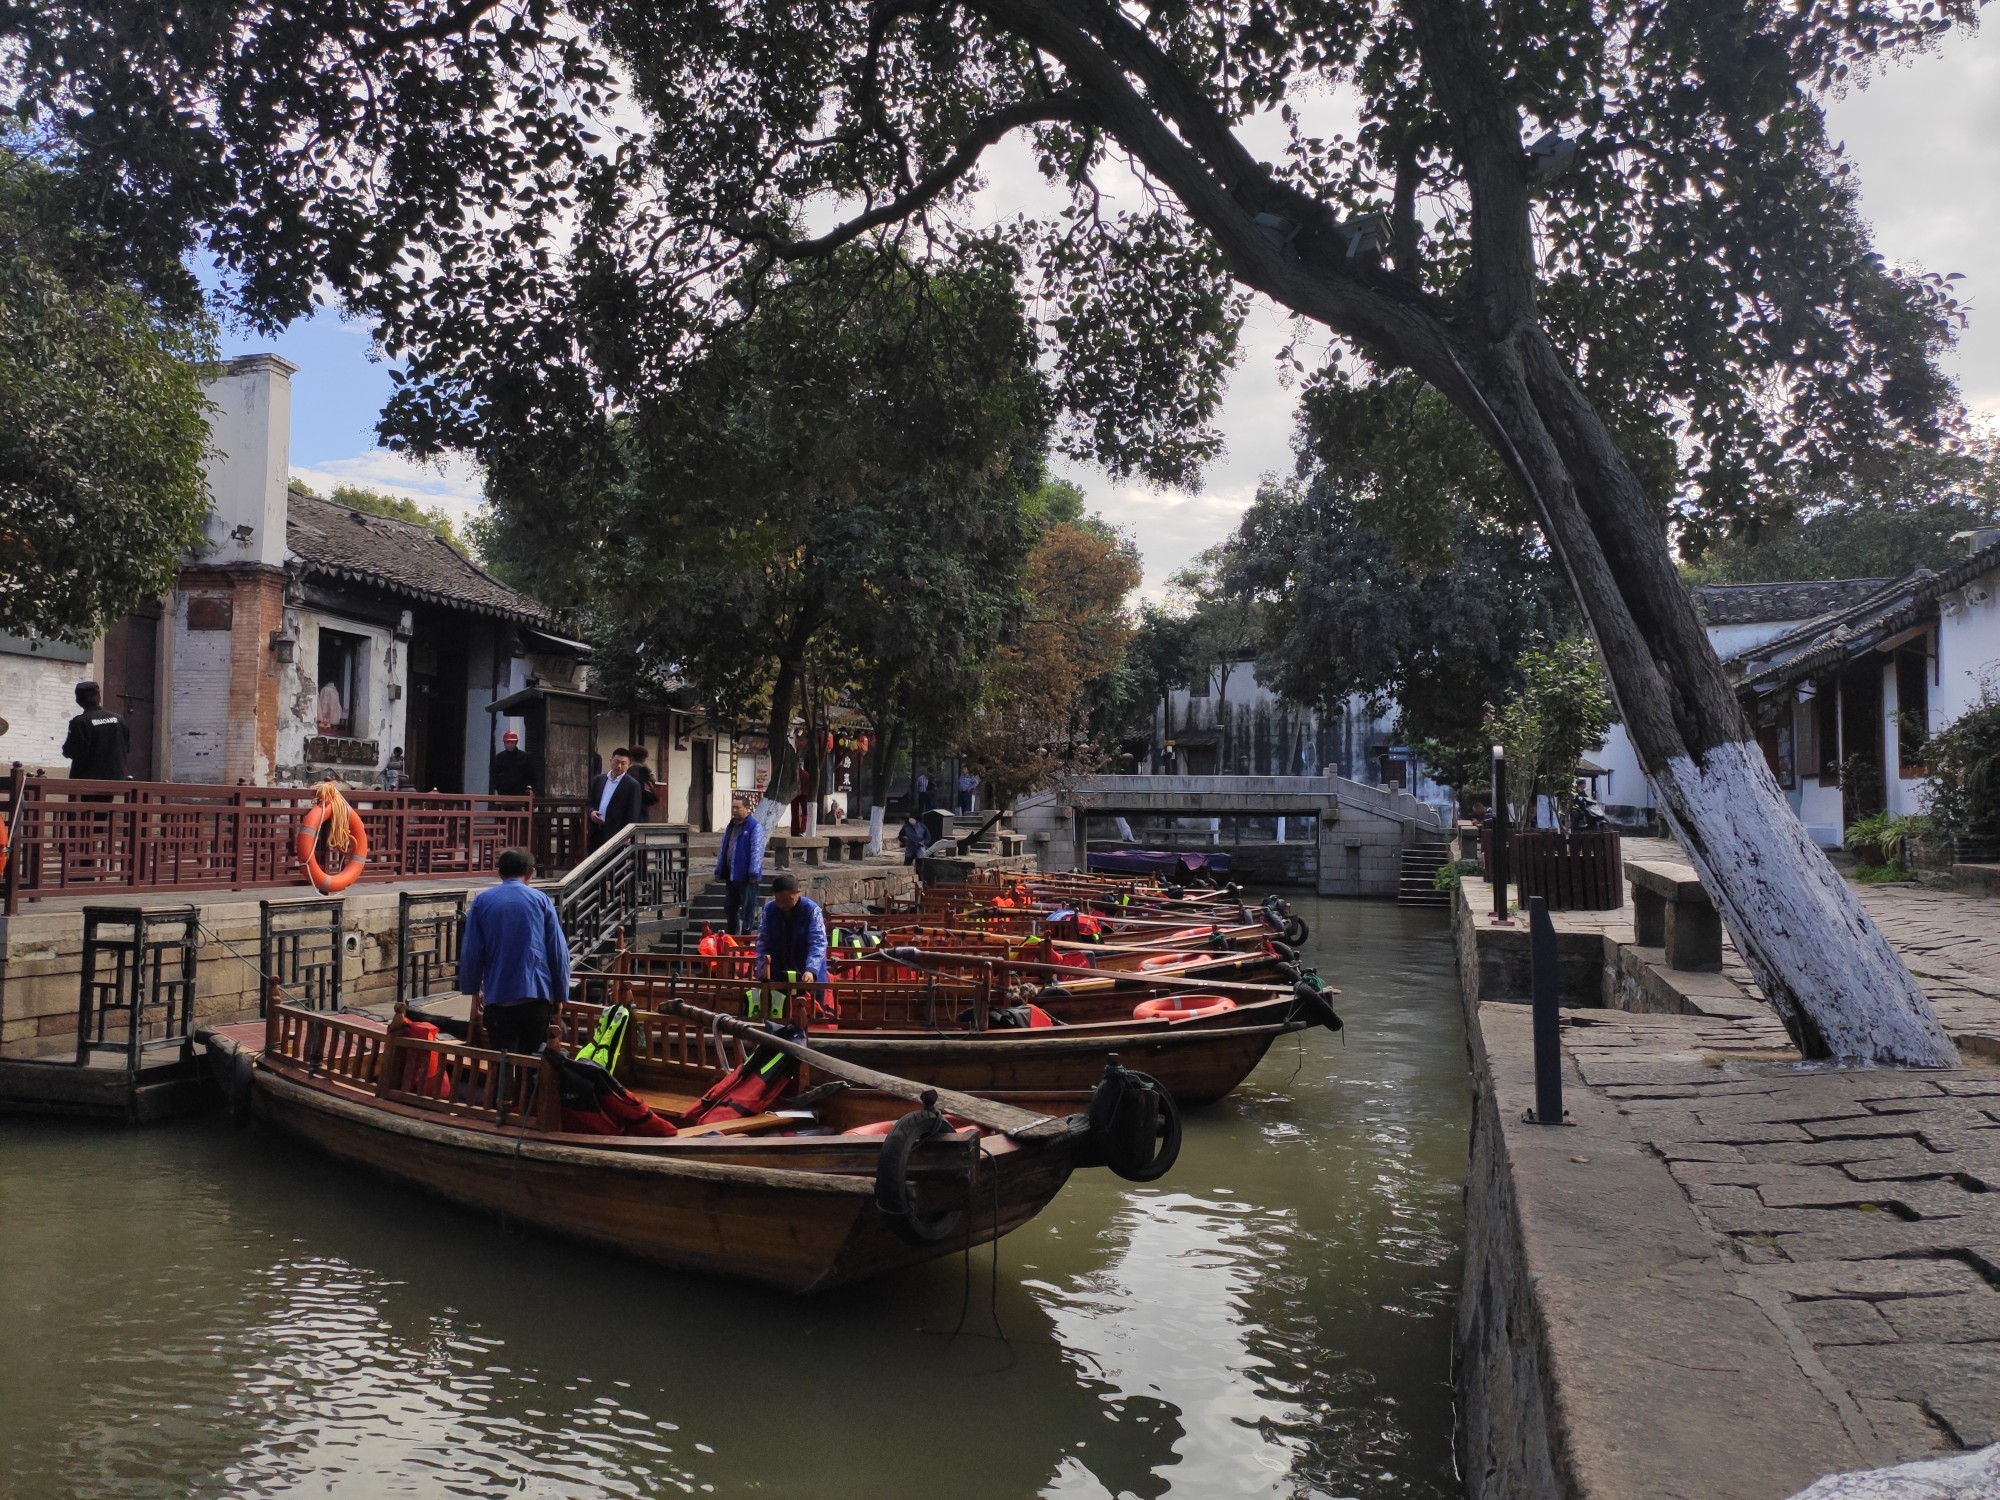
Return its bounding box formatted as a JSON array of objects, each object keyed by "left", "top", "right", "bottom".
[{"left": 1471, "top": 852, "right": 2000, "bottom": 1495}]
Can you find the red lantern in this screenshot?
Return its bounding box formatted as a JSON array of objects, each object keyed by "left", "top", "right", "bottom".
[{"left": 857, "top": 735, "right": 871, "bottom": 755}]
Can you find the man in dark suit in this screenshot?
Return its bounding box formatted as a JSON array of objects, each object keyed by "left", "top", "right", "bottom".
[{"left": 587, "top": 747, "right": 645, "bottom": 850}]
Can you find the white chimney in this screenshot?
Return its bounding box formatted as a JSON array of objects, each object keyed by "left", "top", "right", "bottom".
[
  {"left": 1949, "top": 526, "right": 2000, "bottom": 558},
  {"left": 197, "top": 353, "right": 297, "bottom": 568}
]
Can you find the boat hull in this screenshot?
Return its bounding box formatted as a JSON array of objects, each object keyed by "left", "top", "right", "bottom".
[
  {"left": 801, "top": 1021, "right": 1292, "bottom": 1106},
  {"left": 249, "top": 1068, "right": 1085, "bottom": 1293}
]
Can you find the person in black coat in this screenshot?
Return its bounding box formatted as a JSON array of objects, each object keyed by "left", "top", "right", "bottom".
[
  {"left": 587, "top": 748, "right": 645, "bottom": 850},
  {"left": 63, "top": 682, "right": 129, "bottom": 781},
  {"left": 490, "top": 729, "right": 538, "bottom": 797}
]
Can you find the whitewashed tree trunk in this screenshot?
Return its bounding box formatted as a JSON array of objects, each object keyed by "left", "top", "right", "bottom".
[
  {"left": 1654, "top": 741, "right": 1957, "bottom": 1066},
  {"left": 865, "top": 806, "right": 886, "bottom": 858}
]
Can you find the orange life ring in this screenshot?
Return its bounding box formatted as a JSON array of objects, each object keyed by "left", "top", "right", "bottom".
[
  {"left": 1133, "top": 994, "right": 1238, "bottom": 1022},
  {"left": 297, "top": 797, "right": 369, "bottom": 893},
  {"left": 1139, "top": 952, "right": 1188, "bottom": 971},
  {"left": 843, "top": 1113, "right": 973, "bottom": 1136}
]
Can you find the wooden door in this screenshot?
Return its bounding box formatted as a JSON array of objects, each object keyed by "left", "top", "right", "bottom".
[
  {"left": 544, "top": 698, "right": 593, "bottom": 798},
  {"left": 101, "top": 604, "right": 161, "bottom": 780},
  {"left": 689, "top": 739, "right": 712, "bottom": 831}
]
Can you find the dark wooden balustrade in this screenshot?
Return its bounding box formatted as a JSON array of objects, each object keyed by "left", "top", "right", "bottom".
[
  {"left": 2, "top": 772, "right": 532, "bottom": 910},
  {"left": 1479, "top": 827, "right": 1624, "bottom": 911}
]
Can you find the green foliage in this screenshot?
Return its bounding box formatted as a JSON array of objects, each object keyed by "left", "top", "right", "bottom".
[
  {"left": 1683, "top": 438, "right": 2000, "bottom": 584},
  {"left": 473, "top": 252, "right": 1050, "bottom": 799},
  {"left": 1843, "top": 811, "right": 1930, "bottom": 867},
  {"left": 1851, "top": 860, "right": 1917, "bottom": 885},
  {"left": 0, "top": 148, "right": 214, "bottom": 641},
  {"left": 1433, "top": 858, "right": 1481, "bottom": 893},
  {"left": 1220, "top": 468, "right": 1568, "bottom": 773},
  {"left": 1920, "top": 696, "right": 2000, "bottom": 850},
  {"left": 1484, "top": 639, "right": 1618, "bottom": 830},
  {"left": 8, "top": 0, "right": 1970, "bottom": 534}
]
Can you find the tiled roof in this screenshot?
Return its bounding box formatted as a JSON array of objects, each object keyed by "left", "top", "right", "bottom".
[
  {"left": 1690, "top": 578, "right": 1890, "bottom": 627},
  {"left": 286, "top": 491, "right": 551, "bottom": 625},
  {"left": 1728, "top": 539, "right": 2000, "bottom": 693}
]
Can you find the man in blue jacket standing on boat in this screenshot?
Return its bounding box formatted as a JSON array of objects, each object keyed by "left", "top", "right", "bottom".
[
  {"left": 459, "top": 847, "right": 571, "bottom": 1055},
  {"left": 715, "top": 793, "right": 767, "bottom": 936},
  {"left": 755, "top": 872, "right": 828, "bottom": 992}
]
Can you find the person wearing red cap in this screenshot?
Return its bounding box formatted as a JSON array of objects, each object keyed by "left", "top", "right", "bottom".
[{"left": 490, "top": 728, "right": 537, "bottom": 798}]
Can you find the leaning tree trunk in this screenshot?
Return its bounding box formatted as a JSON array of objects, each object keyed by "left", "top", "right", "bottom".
[
  {"left": 1456, "top": 328, "right": 1956, "bottom": 1067},
  {"left": 756, "top": 660, "right": 803, "bottom": 832}
]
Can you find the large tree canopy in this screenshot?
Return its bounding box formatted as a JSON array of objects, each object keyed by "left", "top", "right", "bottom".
[
  {"left": 1683, "top": 436, "right": 2000, "bottom": 585},
  {"left": 480, "top": 252, "right": 1050, "bottom": 801},
  {"left": 0, "top": 147, "right": 213, "bottom": 642},
  {"left": 9, "top": 0, "right": 1978, "bottom": 1060}
]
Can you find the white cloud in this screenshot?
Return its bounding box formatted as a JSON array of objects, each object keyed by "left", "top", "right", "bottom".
[{"left": 289, "top": 451, "right": 489, "bottom": 526}]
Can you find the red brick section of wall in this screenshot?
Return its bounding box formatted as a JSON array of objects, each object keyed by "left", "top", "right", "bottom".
[{"left": 177, "top": 564, "right": 287, "bottom": 785}]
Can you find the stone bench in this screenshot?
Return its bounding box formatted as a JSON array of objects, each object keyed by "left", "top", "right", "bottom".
[
  {"left": 765, "top": 834, "right": 827, "bottom": 869},
  {"left": 1625, "top": 858, "right": 1722, "bottom": 972},
  {"left": 995, "top": 832, "right": 1025, "bottom": 857},
  {"left": 821, "top": 830, "right": 872, "bottom": 861}
]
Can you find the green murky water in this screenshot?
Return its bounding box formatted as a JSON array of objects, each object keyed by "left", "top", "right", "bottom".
[{"left": 0, "top": 898, "right": 1467, "bottom": 1499}]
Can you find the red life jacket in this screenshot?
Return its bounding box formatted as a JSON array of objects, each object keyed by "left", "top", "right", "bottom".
[
  {"left": 392, "top": 1019, "right": 448, "bottom": 1098},
  {"left": 682, "top": 1045, "right": 799, "bottom": 1125}
]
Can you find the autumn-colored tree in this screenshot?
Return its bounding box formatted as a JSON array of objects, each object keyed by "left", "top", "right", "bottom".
[{"left": 961, "top": 519, "right": 1141, "bottom": 803}]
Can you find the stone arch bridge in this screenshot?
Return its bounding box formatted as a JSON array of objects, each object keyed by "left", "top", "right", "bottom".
[{"left": 1013, "top": 774, "right": 1448, "bottom": 897}]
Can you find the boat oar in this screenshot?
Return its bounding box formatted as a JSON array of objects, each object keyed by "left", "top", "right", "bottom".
[{"left": 657, "top": 997, "right": 1073, "bottom": 1142}]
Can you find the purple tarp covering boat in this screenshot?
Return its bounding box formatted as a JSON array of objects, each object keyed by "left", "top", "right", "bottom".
[{"left": 1086, "top": 848, "right": 1232, "bottom": 879}]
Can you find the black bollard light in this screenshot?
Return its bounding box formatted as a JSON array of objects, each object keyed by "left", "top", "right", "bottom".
[
  {"left": 1525, "top": 897, "right": 1570, "bottom": 1125},
  {"left": 1491, "top": 744, "right": 1511, "bottom": 923}
]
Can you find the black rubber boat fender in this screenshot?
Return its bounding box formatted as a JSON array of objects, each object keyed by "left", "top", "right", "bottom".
[
  {"left": 874, "top": 1091, "right": 968, "bottom": 1246},
  {"left": 1085, "top": 1061, "right": 1182, "bottom": 1183}
]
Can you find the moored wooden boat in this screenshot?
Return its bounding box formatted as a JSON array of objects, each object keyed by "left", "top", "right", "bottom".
[
  {"left": 584, "top": 953, "right": 1343, "bottom": 1106},
  {"left": 214, "top": 1000, "right": 1170, "bottom": 1293}
]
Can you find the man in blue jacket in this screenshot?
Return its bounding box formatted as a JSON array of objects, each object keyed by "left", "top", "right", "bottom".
[
  {"left": 755, "top": 872, "right": 828, "bottom": 990},
  {"left": 715, "top": 793, "right": 767, "bottom": 935},
  {"left": 458, "top": 847, "right": 571, "bottom": 1055}
]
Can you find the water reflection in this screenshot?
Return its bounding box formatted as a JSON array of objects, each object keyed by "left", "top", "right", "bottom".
[{"left": 0, "top": 897, "right": 1464, "bottom": 1499}]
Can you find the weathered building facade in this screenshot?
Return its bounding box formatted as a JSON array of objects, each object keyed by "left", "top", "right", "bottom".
[
  {"left": 1151, "top": 657, "right": 1451, "bottom": 812},
  {"left": 2, "top": 354, "right": 591, "bottom": 794}
]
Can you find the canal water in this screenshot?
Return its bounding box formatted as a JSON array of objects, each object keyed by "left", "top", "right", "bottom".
[{"left": 0, "top": 898, "right": 1467, "bottom": 1499}]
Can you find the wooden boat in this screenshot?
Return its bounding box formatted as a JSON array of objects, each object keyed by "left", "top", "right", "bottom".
[
  {"left": 582, "top": 952, "right": 1343, "bottom": 1106},
  {"left": 208, "top": 999, "right": 1171, "bottom": 1293}
]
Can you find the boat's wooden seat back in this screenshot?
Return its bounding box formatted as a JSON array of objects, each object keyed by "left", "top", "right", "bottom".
[
  {"left": 598, "top": 971, "right": 997, "bottom": 1032},
  {"left": 264, "top": 1004, "right": 550, "bottom": 1127}
]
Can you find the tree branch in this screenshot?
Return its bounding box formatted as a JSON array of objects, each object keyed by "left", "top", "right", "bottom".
[
  {"left": 1396, "top": 0, "right": 1536, "bottom": 331},
  {"left": 762, "top": 95, "right": 1093, "bottom": 259}
]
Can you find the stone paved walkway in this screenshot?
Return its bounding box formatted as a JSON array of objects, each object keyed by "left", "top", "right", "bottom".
[
  {"left": 1565, "top": 1025, "right": 2000, "bottom": 1461},
  {"left": 1463, "top": 851, "right": 2000, "bottom": 1492}
]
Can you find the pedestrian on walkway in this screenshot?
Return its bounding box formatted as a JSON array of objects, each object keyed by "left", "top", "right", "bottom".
[
  {"left": 63, "top": 682, "right": 129, "bottom": 782},
  {"left": 956, "top": 769, "right": 979, "bottom": 816},
  {"left": 716, "top": 793, "right": 767, "bottom": 935},
  {"left": 898, "top": 814, "right": 927, "bottom": 865},
  {"left": 915, "top": 769, "right": 933, "bottom": 811},
  {"left": 458, "top": 847, "right": 570, "bottom": 1055}
]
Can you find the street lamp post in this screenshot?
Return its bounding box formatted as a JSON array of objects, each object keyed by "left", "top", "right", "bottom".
[{"left": 1492, "top": 744, "right": 1512, "bottom": 924}]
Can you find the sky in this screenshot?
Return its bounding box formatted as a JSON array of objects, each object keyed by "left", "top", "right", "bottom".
[{"left": 219, "top": 22, "right": 2000, "bottom": 596}]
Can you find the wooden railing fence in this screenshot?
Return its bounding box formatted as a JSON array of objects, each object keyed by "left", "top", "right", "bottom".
[
  {"left": 2, "top": 772, "right": 532, "bottom": 910},
  {"left": 1479, "top": 828, "right": 1624, "bottom": 911}
]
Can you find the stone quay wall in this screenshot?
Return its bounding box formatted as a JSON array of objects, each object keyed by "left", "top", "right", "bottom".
[
  {"left": 0, "top": 882, "right": 464, "bottom": 1060},
  {"left": 1452, "top": 854, "right": 2000, "bottom": 1499}
]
